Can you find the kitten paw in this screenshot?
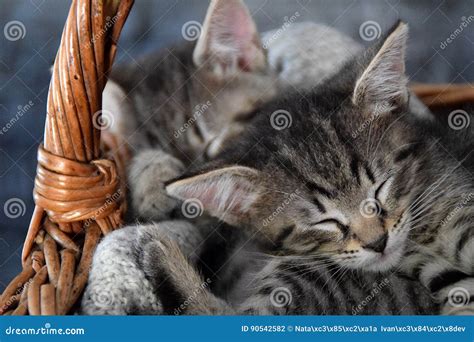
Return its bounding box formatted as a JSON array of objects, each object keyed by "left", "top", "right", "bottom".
[
  {"left": 81, "top": 227, "right": 162, "bottom": 315},
  {"left": 128, "top": 149, "right": 185, "bottom": 221}
]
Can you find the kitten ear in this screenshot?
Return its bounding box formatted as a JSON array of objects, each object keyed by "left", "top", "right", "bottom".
[
  {"left": 166, "top": 166, "right": 262, "bottom": 225},
  {"left": 193, "top": 0, "right": 266, "bottom": 77},
  {"left": 353, "top": 22, "right": 409, "bottom": 110}
]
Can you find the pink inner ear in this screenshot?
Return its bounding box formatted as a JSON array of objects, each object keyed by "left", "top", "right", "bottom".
[
  {"left": 391, "top": 57, "right": 404, "bottom": 73},
  {"left": 199, "top": 187, "right": 219, "bottom": 206},
  {"left": 195, "top": 179, "right": 252, "bottom": 213},
  {"left": 231, "top": 9, "right": 254, "bottom": 43},
  {"left": 208, "top": 0, "right": 259, "bottom": 71},
  {"left": 231, "top": 12, "right": 259, "bottom": 71}
]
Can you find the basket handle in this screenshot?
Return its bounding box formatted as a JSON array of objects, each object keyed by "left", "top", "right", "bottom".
[{"left": 0, "top": 0, "right": 133, "bottom": 315}]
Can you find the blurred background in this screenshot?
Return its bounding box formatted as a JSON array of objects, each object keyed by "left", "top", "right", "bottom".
[{"left": 1, "top": 0, "right": 473, "bottom": 289}]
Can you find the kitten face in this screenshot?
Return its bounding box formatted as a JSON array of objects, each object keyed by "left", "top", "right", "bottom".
[
  {"left": 104, "top": 0, "right": 278, "bottom": 163},
  {"left": 277, "top": 144, "right": 420, "bottom": 272},
  {"left": 189, "top": 66, "right": 277, "bottom": 160},
  {"left": 184, "top": 0, "right": 277, "bottom": 160},
  {"left": 167, "top": 23, "right": 429, "bottom": 273}
]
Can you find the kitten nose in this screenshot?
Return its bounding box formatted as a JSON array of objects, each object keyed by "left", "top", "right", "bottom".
[{"left": 363, "top": 234, "right": 388, "bottom": 253}]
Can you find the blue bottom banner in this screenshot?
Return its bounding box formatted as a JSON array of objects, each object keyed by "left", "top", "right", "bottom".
[{"left": 1, "top": 316, "right": 473, "bottom": 342}]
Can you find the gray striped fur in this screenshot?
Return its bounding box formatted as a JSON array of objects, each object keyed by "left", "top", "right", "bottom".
[
  {"left": 81, "top": 221, "right": 437, "bottom": 315},
  {"left": 166, "top": 22, "right": 474, "bottom": 315}
]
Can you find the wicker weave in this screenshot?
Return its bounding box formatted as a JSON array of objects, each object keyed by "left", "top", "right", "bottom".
[
  {"left": 0, "top": 0, "right": 133, "bottom": 315},
  {"left": 0, "top": 0, "right": 472, "bottom": 315}
]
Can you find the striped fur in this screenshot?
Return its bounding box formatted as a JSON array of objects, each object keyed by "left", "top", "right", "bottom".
[
  {"left": 101, "top": 2, "right": 364, "bottom": 222},
  {"left": 82, "top": 221, "right": 437, "bottom": 315},
  {"left": 85, "top": 2, "right": 440, "bottom": 315},
  {"left": 167, "top": 22, "right": 474, "bottom": 315}
]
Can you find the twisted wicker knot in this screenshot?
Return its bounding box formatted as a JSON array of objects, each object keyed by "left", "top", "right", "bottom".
[{"left": 34, "top": 145, "right": 122, "bottom": 223}]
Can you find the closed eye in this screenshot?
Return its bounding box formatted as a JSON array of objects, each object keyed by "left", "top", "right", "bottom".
[
  {"left": 310, "top": 219, "right": 349, "bottom": 238},
  {"left": 234, "top": 107, "right": 261, "bottom": 122},
  {"left": 374, "top": 176, "right": 394, "bottom": 203}
]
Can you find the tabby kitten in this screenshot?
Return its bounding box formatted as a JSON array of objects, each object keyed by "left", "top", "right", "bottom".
[
  {"left": 82, "top": 21, "right": 441, "bottom": 316},
  {"left": 167, "top": 22, "right": 474, "bottom": 315},
  {"left": 103, "top": 0, "right": 364, "bottom": 221}
]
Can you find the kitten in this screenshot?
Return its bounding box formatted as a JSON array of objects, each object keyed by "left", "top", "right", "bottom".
[
  {"left": 166, "top": 22, "right": 474, "bottom": 315},
  {"left": 103, "top": 0, "right": 369, "bottom": 221}
]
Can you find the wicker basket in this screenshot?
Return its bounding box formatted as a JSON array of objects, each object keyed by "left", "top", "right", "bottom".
[
  {"left": 0, "top": 0, "right": 133, "bottom": 315},
  {"left": 0, "top": 0, "right": 472, "bottom": 315}
]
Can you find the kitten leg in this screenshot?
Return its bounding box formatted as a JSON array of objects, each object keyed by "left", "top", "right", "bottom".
[
  {"left": 142, "top": 235, "right": 234, "bottom": 315},
  {"left": 416, "top": 258, "right": 474, "bottom": 315},
  {"left": 402, "top": 251, "right": 474, "bottom": 315},
  {"left": 401, "top": 201, "right": 474, "bottom": 316},
  {"left": 81, "top": 220, "right": 207, "bottom": 315},
  {"left": 81, "top": 226, "right": 161, "bottom": 315},
  {"left": 432, "top": 210, "right": 474, "bottom": 315},
  {"left": 439, "top": 278, "right": 474, "bottom": 315},
  {"left": 128, "top": 149, "right": 185, "bottom": 221},
  {"left": 146, "top": 247, "right": 316, "bottom": 316}
]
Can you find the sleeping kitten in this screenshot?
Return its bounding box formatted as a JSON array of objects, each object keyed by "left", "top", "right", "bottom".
[
  {"left": 82, "top": 20, "right": 441, "bottom": 315},
  {"left": 166, "top": 22, "right": 474, "bottom": 315},
  {"left": 105, "top": 1, "right": 432, "bottom": 222},
  {"left": 103, "top": 0, "right": 366, "bottom": 221}
]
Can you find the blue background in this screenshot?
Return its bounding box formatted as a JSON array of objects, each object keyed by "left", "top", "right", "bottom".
[{"left": 1, "top": 316, "right": 473, "bottom": 342}]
